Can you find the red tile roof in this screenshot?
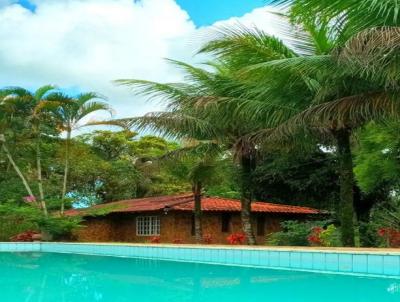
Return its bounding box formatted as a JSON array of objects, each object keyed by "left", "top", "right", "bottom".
[
  {"left": 65, "top": 194, "right": 321, "bottom": 217},
  {"left": 173, "top": 197, "right": 321, "bottom": 214}
]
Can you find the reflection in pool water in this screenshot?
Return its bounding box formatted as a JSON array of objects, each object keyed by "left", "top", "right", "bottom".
[{"left": 0, "top": 252, "right": 399, "bottom": 302}]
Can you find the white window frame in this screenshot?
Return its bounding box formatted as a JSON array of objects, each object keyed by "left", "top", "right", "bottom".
[{"left": 136, "top": 216, "right": 160, "bottom": 236}]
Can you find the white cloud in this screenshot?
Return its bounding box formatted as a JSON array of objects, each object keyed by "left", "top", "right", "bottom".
[
  {"left": 0, "top": 1, "right": 289, "bottom": 124},
  {"left": 0, "top": 0, "right": 16, "bottom": 7}
]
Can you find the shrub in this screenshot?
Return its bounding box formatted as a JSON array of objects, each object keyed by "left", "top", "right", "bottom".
[
  {"left": 227, "top": 233, "right": 246, "bottom": 245},
  {"left": 377, "top": 228, "right": 400, "bottom": 248},
  {"left": 10, "top": 230, "right": 41, "bottom": 242},
  {"left": 267, "top": 220, "right": 337, "bottom": 246},
  {"left": 360, "top": 198, "right": 400, "bottom": 247},
  {"left": 307, "top": 224, "right": 342, "bottom": 247},
  {"left": 268, "top": 221, "right": 323, "bottom": 246},
  {"left": 307, "top": 227, "right": 323, "bottom": 246},
  {"left": 38, "top": 216, "right": 82, "bottom": 240},
  {"left": 172, "top": 238, "right": 183, "bottom": 244},
  {"left": 0, "top": 202, "right": 81, "bottom": 241}
]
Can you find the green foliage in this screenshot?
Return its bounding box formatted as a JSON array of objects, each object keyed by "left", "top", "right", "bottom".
[
  {"left": 359, "top": 197, "right": 400, "bottom": 247},
  {"left": 0, "top": 203, "right": 40, "bottom": 241},
  {"left": 38, "top": 216, "right": 82, "bottom": 240},
  {"left": 354, "top": 122, "right": 400, "bottom": 193},
  {"left": 267, "top": 220, "right": 328, "bottom": 246},
  {"left": 253, "top": 149, "right": 338, "bottom": 210},
  {"left": 319, "top": 224, "right": 342, "bottom": 247},
  {"left": 0, "top": 203, "right": 81, "bottom": 241}
]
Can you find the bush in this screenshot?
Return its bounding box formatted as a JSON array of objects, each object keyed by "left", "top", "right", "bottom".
[
  {"left": 319, "top": 224, "right": 342, "bottom": 247},
  {"left": 0, "top": 202, "right": 81, "bottom": 241},
  {"left": 267, "top": 220, "right": 337, "bottom": 246},
  {"left": 360, "top": 198, "right": 400, "bottom": 247},
  {"left": 38, "top": 216, "right": 82, "bottom": 240},
  {"left": 227, "top": 233, "right": 246, "bottom": 245},
  {"left": 308, "top": 224, "right": 342, "bottom": 247}
]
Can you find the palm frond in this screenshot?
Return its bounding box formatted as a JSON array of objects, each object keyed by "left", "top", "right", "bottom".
[
  {"left": 271, "top": 92, "right": 400, "bottom": 141},
  {"left": 199, "top": 24, "right": 297, "bottom": 69},
  {"left": 337, "top": 26, "right": 400, "bottom": 88},
  {"left": 34, "top": 85, "right": 57, "bottom": 100}
]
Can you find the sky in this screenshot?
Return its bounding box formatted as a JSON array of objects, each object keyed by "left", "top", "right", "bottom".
[{"left": 0, "top": 0, "right": 288, "bottom": 124}]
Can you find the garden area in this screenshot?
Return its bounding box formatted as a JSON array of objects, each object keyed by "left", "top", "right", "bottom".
[{"left": 1, "top": 0, "right": 400, "bottom": 249}]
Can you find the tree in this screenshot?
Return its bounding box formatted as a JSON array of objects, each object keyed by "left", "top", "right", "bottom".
[
  {"left": 113, "top": 59, "right": 276, "bottom": 244},
  {"left": 198, "top": 10, "right": 400, "bottom": 245},
  {"left": 48, "top": 92, "right": 112, "bottom": 214},
  {"left": 1, "top": 85, "right": 58, "bottom": 215}
]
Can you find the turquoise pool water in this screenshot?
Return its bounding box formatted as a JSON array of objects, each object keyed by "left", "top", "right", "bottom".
[{"left": 1, "top": 252, "right": 399, "bottom": 302}]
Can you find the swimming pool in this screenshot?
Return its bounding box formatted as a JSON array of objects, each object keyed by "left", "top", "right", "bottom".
[{"left": 1, "top": 251, "right": 399, "bottom": 302}]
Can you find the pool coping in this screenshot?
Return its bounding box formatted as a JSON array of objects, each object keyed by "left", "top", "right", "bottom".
[
  {"left": 41, "top": 242, "right": 400, "bottom": 255},
  {"left": 1, "top": 242, "right": 400, "bottom": 278}
]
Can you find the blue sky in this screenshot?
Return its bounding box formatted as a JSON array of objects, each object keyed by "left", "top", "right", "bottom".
[
  {"left": 176, "top": 0, "right": 267, "bottom": 26},
  {"left": 17, "top": 0, "right": 268, "bottom": 27},
  {"left": 0, "top": 0, "right": 279, "bottom": 119}
]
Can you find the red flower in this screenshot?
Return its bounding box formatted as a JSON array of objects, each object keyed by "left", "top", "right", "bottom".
[
  {"left": 227, "top": 233, "right": 246, "bottom": 245},
  {"left": 378, "top": 228, "right": 400, "bottom": 248},
  {"left": 307, "top": 226, "right": 323, "bottom": 246},
  {"left": 377, "top": 228, "right": 387, "bottom": 237},
  {"left": 10, "top": 230, "right": 40, "bottom": 242}
]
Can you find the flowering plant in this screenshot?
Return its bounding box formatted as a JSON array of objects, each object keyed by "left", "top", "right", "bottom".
[
  {"left": 202, "top": 234, "right": 213, "bottom": 244},
  {"left": 377, "top": 228, "right": 400, "bottom": 248},
  {"left": 23, "top": 195, "right": 36, "bottom": 203},
  {"left": 10, "top": 230, "right": 41, "bottom": 242},
  {"left": 150, "top": 236, "right": 160, "bottom": 243},
  {"left": 307, "top": 226, "right": 323, "bottom": 246},
  {"left": 227, "top": 233, "right": 246, "bottom": 245}
]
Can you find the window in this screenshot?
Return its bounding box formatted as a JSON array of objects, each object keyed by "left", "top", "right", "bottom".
[
  {"left": 221, "top": 213, "right": 231, "bottom": 233},
  {"left": 257, "top": 216, "right": 266, "bottom": 236},
  {"left": 136, "top": 216, "right": 160, "bottom": 236}
]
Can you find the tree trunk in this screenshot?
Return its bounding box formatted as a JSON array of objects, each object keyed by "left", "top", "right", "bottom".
[
  {"left": 36, "top": 136, "right": 47, "bottom": 216},
  {"left": 61, "top": 129, "right": 71, "bottom": 215},
  {"left": 240, "top": 153, "right": 256, "bottom": 245},
  {"left": 334, "top": 129, "right": 355, "bottom": 247},
  {"left": 193, "top": 181, "right": 203, "bottom": 243},
  {"left": 1, "top": 139, "right": 34, "bottom": 198}
]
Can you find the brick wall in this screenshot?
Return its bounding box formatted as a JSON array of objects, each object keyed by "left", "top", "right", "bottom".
[{"left": 73, "top": 211, "right": 286, "bottom": 244}]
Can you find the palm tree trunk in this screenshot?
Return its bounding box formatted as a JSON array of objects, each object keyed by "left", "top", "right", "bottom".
[
  {"left": 1, "top": 139, "right": 34, "bottom": 198},
  {"left": 36, "top": 136, "right": 47, "bottom": 216},
  {"left": 334, "top": 129, "right": 355, "bottom": 247},
  {"left": 61, "top": 129, "right": 71, "bottom": 215},
  {"left": 193, "top": 181, "right": 202, "bottom": 243},
  {"left": 240, "top": 153, "right": 256, "bottom": 245}
]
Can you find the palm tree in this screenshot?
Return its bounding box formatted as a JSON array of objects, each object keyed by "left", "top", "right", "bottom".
[
  {"left": 198, "top": 7, "right": 400, "bottom": 245},
  {"left": 0, "top": 99, "right": 35, "bottom": 198},
  {"left": 112, "top": 57, "right": 294, "bottom": 244},
  {"left": 1, "top": 85, "right": 58, "bottom": 215},
  {"left": 48, "top": 92, "right": 112, "bottom": 215}
]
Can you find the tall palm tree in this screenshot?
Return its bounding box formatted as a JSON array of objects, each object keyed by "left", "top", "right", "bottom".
[
  {"left": 48, "top": 92, "right": 112, "bottom": 214},
  {"left": 0, "top": 99, "right": 35, "bottom": 198},
  {"left": 199, "top": 7, "right": 400, "bottom": 245},
  {"left": 1, "top": 85, "right": 57, "bottom": 215},
  {"left": 112, "top": 57, "right": 295, "bottom": 244}
]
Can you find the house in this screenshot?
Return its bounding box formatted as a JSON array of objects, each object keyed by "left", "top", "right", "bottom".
[{"left": 65, "top": 194, "right": 321, "bottom": 244}]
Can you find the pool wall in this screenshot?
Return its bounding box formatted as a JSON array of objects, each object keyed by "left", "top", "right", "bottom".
[{"left": 1, "top": 242, "right": 399, "bottom": 278}]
